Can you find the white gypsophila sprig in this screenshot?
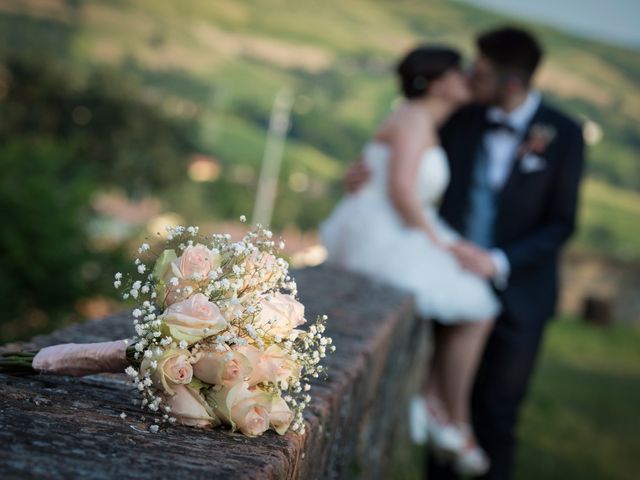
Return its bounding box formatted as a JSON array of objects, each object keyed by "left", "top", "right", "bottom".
[{"left": 279, "top": 314, "right": 334, "bottom": 432}]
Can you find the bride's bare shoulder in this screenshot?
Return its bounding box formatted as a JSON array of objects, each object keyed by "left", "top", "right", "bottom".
[{"left": 376, "top": 103, "right": 436, "bottom": 143}]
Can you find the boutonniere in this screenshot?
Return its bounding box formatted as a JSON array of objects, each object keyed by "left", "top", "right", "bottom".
[
  {"left": 518, "top": 123, "right": 556, "bottom": 157},
  {"left": 517, "top": 123, "right": 556, "bottom": 174}
]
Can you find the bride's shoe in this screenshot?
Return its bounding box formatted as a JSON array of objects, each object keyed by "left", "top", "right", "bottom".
[
  {"left": 452, "top": 425, "right": 490, "bottom": 476},
  {"left": 422, "top": 398, "right": 465, "bottom": 454},
  {"left": 428, "top": 419, "right": 465, "bottom": 455},
  {"left": 408, "top": 395, "right": 429, "bottom": 445}
]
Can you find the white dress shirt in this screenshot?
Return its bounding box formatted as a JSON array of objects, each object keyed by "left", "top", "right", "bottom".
[{"left": 484, "top": 91, "right": 542, "bottom": 289}]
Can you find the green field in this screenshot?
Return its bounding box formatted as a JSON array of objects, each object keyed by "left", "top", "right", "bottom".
[
  {"left": 577, "top": 180, "right": 640, "bottom": 259},
  {"left": 517, "top": 319, "right": 640, "bottom": 480}
]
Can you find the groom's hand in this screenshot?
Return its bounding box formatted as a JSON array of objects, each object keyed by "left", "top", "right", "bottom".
[
  {"left": 343, "top": 156, "right": 371, "bottom": 193},
  {"left": 449, "top": 241, "right": 497, "bottom": 279}
]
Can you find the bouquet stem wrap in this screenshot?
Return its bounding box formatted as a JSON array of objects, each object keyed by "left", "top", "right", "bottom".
[{"left": 32, "top": 341, "right": 129, "bottom": 376}]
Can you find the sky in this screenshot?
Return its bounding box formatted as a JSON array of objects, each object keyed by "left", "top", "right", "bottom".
[{"left": 457, "top": 0, "right": 640, "bottom": 50}]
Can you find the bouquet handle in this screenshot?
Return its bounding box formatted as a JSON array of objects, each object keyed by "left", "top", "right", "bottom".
[{"left": 1, "top": 340, "right": 130, "bottom": 376}]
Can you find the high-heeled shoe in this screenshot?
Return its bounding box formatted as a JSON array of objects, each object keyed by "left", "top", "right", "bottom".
[
  {"left": 421, "top": 397, "right": 465, "bottom": 454},
  {"left": 408, "top": 395, "right": 429, "bottom": 445},
  {"left": 427, "top": 417, "right": 465, "bottom": 455},
  {"left": 452, "top": 424, "right": 491, "bottom": 476}
]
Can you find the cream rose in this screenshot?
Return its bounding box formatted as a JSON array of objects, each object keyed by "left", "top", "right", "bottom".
[
  {"left": 269, "top": 394, "right": 294, "bottom": 435},
  {"left": 161, "top": 293, "right": 227, "bottom": 344},
  {"left": 192, "top": 350, "right": 252, "bottom": 386},
  {"left": 207, "top": 382, "right": 273, "bottom": 437},
  {"left": 141, "top": 348, "right": 193, "bottom": 395},
  {"left": 153, "top": 245, "right": 221, "bottom": 306},
  {"left": 236, "top": 344, "right": 301, "bottom": 386},
  {"left": 255, "top": 293, "right": 306, "bottom": 337},
  {"left": 167, "top": 384, "right": 220, "bottom": 428},
  {"left": 241, "top": 252, "right": 281, "bottom": 289},
  {"left": 177, "top": 244, "right": 220, "bottom": 280}
]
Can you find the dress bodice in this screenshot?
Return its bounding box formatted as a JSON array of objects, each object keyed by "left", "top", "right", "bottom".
[{"left": 361, "top": 142, "right": 450, "bottom": 205}]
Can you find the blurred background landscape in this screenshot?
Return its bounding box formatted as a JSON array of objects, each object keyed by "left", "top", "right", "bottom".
[{"left": 0, "top": 1, "right": 638, "bottom": 478}]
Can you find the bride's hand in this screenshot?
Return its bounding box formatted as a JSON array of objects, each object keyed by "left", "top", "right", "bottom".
[
  {"left": 448, "top": 241, "right": 472, "bottom": 262},
  {"left": 427, "top": 233, "right": 447, "bottom": 250},
  {"left": 449, "top": 241, "right": 497, "bottom": 278}
]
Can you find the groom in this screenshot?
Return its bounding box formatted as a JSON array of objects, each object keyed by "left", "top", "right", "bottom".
[{"left": 345, "top": 27, "right": 584, "bottom": 480}]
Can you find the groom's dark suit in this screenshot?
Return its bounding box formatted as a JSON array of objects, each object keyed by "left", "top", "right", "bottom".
[{"left": 432, "top": 99, "right": 584, "bottom": 480}]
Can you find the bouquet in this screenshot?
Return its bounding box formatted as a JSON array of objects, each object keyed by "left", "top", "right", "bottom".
[{"left": 1, "top": 221, "right": 334, "bottom": 437}]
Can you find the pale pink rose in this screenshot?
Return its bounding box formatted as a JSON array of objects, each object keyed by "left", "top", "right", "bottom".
[
  {"left": 236, "top": 344, "right": 301, "bottom": 386},
  {"left": 193, "top": 350, "right": 252, "bottom": 386},
  {"left": 160, "top": 245, "right": 220, "bottom": 306},
  {"left": 162, "top": 293, "right": 227, "bottom": 343},
  {"left": 163, "top": 354, "right": 193, "bottom": 384},
  {"left": 269, "top": 394, "right": 294, "bottom": 435},
  {"left": 239, "top": 403, "right": 270, "bottom": 437},
  {"left": 255, "top": 293, "right": 306, "bottom": 337},
  {"left": 177, "top": 244, "right": 220, "bottom": 280},
  {"left": 208, "top": 382, "right": 273, "bottom": 437},
  {"left": 241, "top": 252, "right": 281, "bottom": 289},
  {"left": 257, "top": 252, "right": 278, "bottom": 274},
  {"left": 167, "top": 384, "right": 219, "bottom": 428},
  {"left": 141, "top": 348, "right": 193, "bottom": 395}
]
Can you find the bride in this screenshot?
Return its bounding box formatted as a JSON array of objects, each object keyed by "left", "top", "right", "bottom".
[{"left": 321, "top": 46, "right": 498, "bottom": 476}]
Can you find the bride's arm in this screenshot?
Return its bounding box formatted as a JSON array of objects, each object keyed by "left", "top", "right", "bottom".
[{"left": 387, "top": 111, "right": 444, "bottom": 247}]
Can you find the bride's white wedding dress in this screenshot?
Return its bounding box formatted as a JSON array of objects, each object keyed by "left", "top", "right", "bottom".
[{"left": 320, "top": 142, "right": 500, "bottom": 322}]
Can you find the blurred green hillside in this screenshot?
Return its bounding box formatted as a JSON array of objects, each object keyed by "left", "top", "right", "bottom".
[{"left": 2, "top": 0, "right": 639, "bottom": 255}]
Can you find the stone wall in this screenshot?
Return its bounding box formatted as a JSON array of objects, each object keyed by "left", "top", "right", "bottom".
[{"left": 0, "top": 266, "right": 429, "bottom": 479}]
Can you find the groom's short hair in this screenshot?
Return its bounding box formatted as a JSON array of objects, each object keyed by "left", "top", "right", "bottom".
[{"left": 477, "top": 27, "right": 543, "bottom": 85}]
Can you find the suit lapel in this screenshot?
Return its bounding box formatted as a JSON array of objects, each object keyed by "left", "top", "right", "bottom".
[{"left": 496, "top": 103, "right": 548, "bottom": 214}]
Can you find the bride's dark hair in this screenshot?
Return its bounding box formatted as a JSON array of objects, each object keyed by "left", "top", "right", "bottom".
[{"left": 396, "top": 46, "right": 462, "bottom": 99}]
